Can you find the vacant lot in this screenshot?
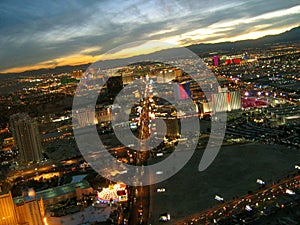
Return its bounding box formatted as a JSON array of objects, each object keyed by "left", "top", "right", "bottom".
[{"left": 150, "top": 143, "right": 300, "bottom": 223}]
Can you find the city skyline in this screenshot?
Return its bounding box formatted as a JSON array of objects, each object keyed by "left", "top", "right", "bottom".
[
  {"left": 0, "top": 0, "right": 299, "bottom": 73},
  {"left": 0, "top": 40, "right": 299, "bottom": 224}
]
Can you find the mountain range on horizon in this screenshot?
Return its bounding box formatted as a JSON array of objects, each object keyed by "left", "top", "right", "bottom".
[
  {"left": 187, "top": 26, "right": 300, "bottom": 55},
  {"left": 1, "top": 26, "right": 299, "bottom": 77}
]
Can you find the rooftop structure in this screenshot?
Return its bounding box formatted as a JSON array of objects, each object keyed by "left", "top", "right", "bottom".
[{"left": 14, "top": 180, "right": 93, "bottom": 207}]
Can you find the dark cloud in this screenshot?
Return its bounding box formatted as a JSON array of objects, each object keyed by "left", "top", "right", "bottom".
[{"left": 0, "top": 0, "right": 299, "bottom": 72}]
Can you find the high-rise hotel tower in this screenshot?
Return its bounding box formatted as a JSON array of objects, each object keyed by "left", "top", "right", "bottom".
[{"left": 10, "top": 113, "right": 42, "bottom": 163}]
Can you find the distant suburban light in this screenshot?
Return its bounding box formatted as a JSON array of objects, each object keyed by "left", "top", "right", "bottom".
[
  {"left": 156, "top": 188, "right": 166, "bottom": 192},
  {"left": 256, "top": 179, "right": 265, "bottom": 185},
  {"left": 295, "top": 165, "right": 300, "bottom": 170},
  {"left": 159, "top": 213, "right": 171, "bottom": 222},
  {"left": 167, "top": 214, "right": 171, "bottom": 220},
  {"left": 245, "top": 205, "right": 252, "bottom": 211},
  {"left": 286, "top": 189, "right": 295, "bottom": 195},
  {"left": 214, "top": 195, "right": 224, "bottom": 202}
]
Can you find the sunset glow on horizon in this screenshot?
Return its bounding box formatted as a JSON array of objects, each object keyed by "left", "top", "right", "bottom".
[{"left": 0, "top": 0, "right": 299, "bottom": 73}]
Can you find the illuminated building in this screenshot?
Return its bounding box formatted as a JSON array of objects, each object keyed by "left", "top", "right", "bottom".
[
  {"left": 157, "top": 69, "right": 176, "bottom": 83},
  {"left": 95, "top": 106, "right": 112, "bottom": 123},
  {"left": 14, "top": 181, "right": 93, "bottom": 207},
  {"left": 122, "top": 72, "right": 135, "bottom": 85},
  {"left": 73, "top": 108, "right": 97, "bottom": 128},
  {"left": 10, "top": 113, "right": 42, "bottom": 163},
  {"left": 198, "top": 102, "right": 212, "bottom": 114},
  {"left": 228, "top": 91, "right": 242, "bottom": 111},
  {"left": 225, "top": 58, "right": 241, "bottom": 65},
  {"left": 2, "top": 137, "right": 14, "bottom": 152},
  {"left": 71, "top": 70, "right": 83, "bottom": 79},
  {"left": 212, "top": 92, "right": 228, "bottom": 112},
  {"left": 156, "top": 118, "right": 180, "bottom": 139},
  {"left": 174, "top": 82, "right": 191, "bottom": 101},
  {"left": 15, "top": 199, "right": 44, "bottom": 225},
  {"left": 212, "top": 55, "right": 220, "bottom": 66},
  {"left": 0, "top": 191, "right": 45, "bottom": 225},
  {"left": 0, "top": 192, "right": 18, "bottom": 225},
  {"left": 241, "top": 97, "right": 268, "bottom": 109},
  {"left": 212, "top": 90, "right": 241, "bottom": 112},
  {"left": 174, "top": 68, "right": 182, "bottom": 78},
  {"left": 2, "top": 137, "right": 14, "bottom": 147},
  {"left": 97, "top": 183, "right": 128, "bottom": 204}
]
